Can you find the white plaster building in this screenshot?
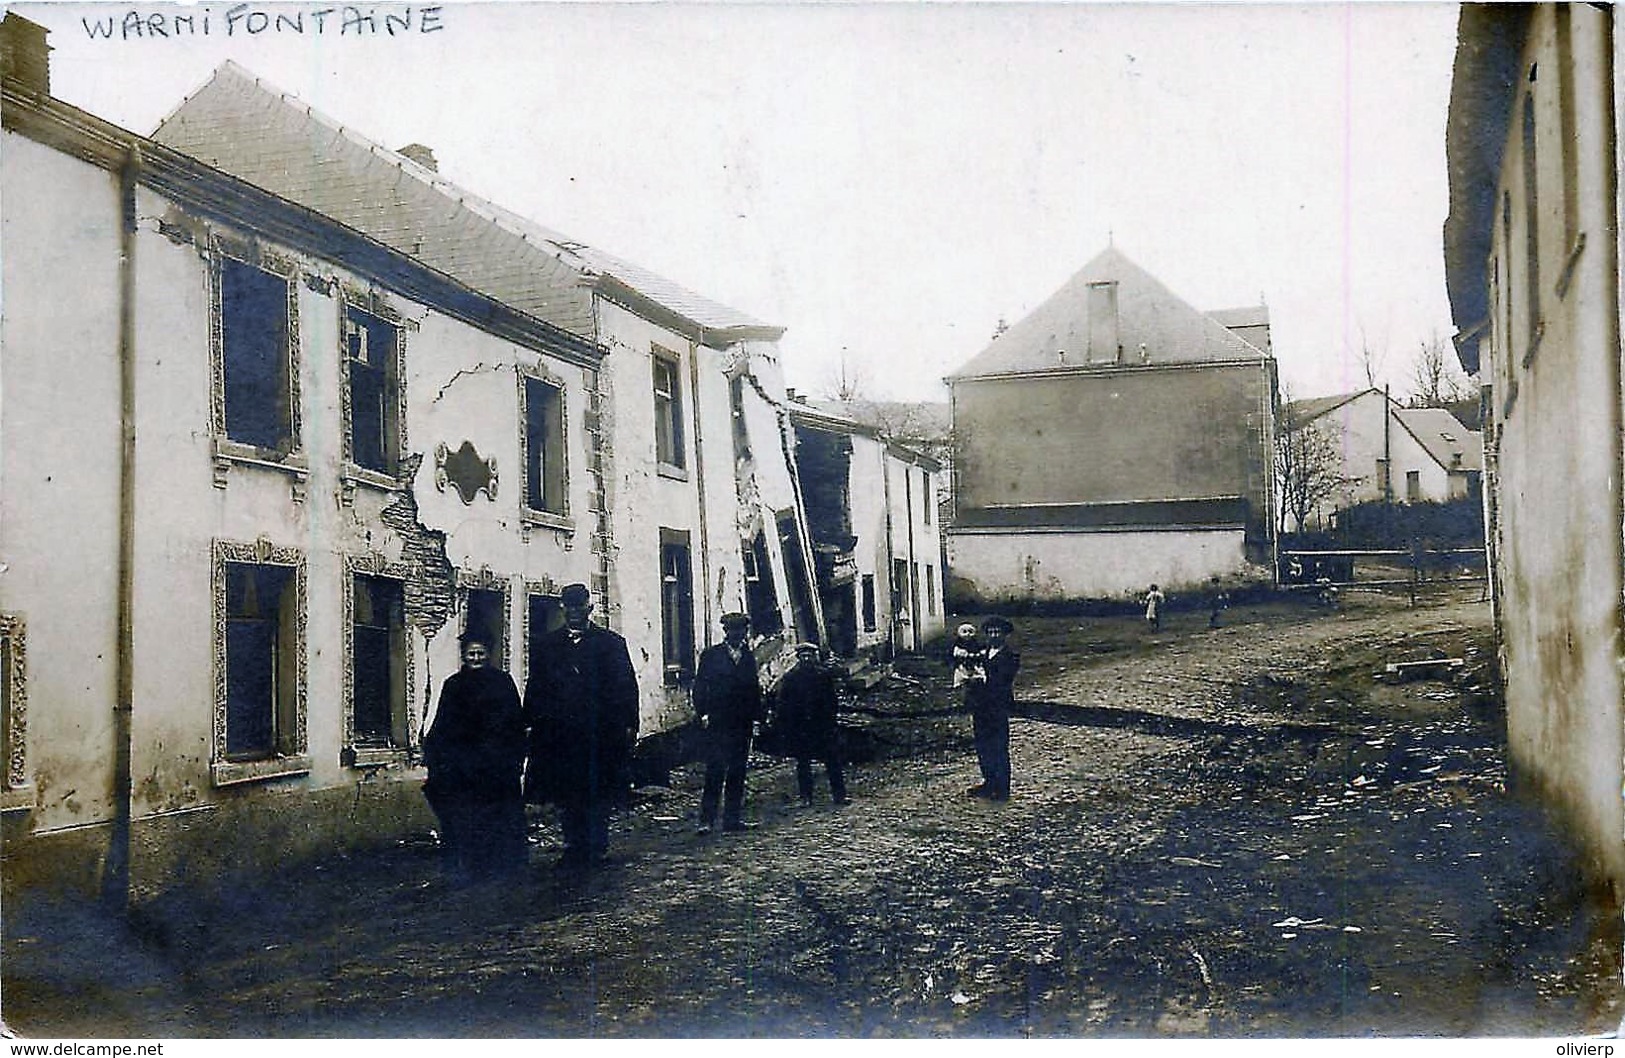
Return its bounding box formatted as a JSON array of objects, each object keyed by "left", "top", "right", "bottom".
[
  {"left": 0, "top": 23, "right": 826, "bottom": 897},
  {"left": 1443, "top": 3, "right": 1625, "bottom": 896},
  {"left": 1283, "top": 389, "right": 1483, "bottom": 531},
  {"left": 788, "top": 401, "right": 946, "bottom": 661},
  {"left": 1, "top": 26, "right": 604, "bottom": 893},
  {"left": 151, "top": 61, "right": 823, "bottom": 734}
]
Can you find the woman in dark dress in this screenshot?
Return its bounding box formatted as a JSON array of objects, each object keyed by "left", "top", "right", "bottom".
[{"left": 423, "top": 631, "right": 528, "bottom": 881}]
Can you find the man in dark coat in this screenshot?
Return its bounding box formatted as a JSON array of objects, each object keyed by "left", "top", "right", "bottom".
[
  {"left": 775, "top": 642, "right": 848, "bottom": 806},
  {"left": 423, "top": 631, "right": 528, "bottom": 881},
  {"left": 523, "top": 583, "right": 639, "bottom": 869},
  {"left": 692, "top": 612, "right": 763, "bottom": 832},
  {"left": 966, "top": 615, "right": 1020, "bottom": 802}
]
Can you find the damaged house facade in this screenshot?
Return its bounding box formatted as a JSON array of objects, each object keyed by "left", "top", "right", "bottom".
[
  {"left": 788, "top": 399, "right": 945, "bottom": 663},
  {"left": 945, "top": 246, "right": 1278, "bottom": 605},
  {"left": 1443, "top": 3, "right": 1625, "bottom": 894},
  {"left": 0, "top": 27, "right": 821, "bottom": 894}
]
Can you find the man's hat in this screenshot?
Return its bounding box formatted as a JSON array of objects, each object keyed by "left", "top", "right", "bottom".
[
  {"left": 458, "top": 626, "right": 493, "bottom": 647},
  {"left": 720, "top": 611, "right": 751, "bottom": 629},
  {"left": 560, "top": 583, "right": 592, "bottom": 606},
  {"left": 981, "top": 615, "right": 1014, "bottom": 633}
]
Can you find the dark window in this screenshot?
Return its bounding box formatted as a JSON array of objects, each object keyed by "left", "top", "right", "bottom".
[
  {"left": 344, "top": 304, "right": 400, "bottom": 474},
  {"left": 224, "top": 562, "right": 296, "bottom": 759},
  {"left": 660, "top": 530, "right": 695, "bottom": 683},
  {"left": 861, "top": 574, "right": 877, "bottom": 633},
  {"left": 464, "top": 587, "right": 507, "bottom": 670},
  {"left": 891, "top": 559, "right": 909, "bottom": 618},
  {"left": 923, "top": 471, "right": 933, "bottom": 525},
  {"left": 925, "top": 564, "right": 937, "bottom": 616},
  {"left": 1405, "top": 470, "right": 1422, "bottom": 503},
  {"left": 777, "top": 510, "right": 819, "bottom": 645},
  {"left": 352, "top": 574, "right": 405, "bottom": 745},
  {"left": 524, "top": 376, "right": 567, "bottom": 515},
  {"left": 743, "top": 530, "right": 783, "bottom": 636},
  {"left": 1375, "top": 458, "right": 1390, "bottom": 498},
  {"left": 653, "top": 351, "right": 685, "bottom": 468},
  {"left": 221, "top": 258, "right": 293, "bottom": 452},
  {"left": 527, "top": 593, "right": 564, "bottom": 676}
]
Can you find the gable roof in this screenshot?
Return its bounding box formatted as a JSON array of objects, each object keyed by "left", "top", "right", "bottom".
[
  {"left": 152, "top": 62, "right": 781, "bottom": 349},
  {"left": 947, "top": 245, "right": 1270, "bottom": 380},
  {"left": 2, "top": 64, "right": 598, "bottom": 367},
  {"left": 1284, "top": 388, "right": 1384, "bottom": 424},
  {"left": 1394, "top": 406, "right": 1484, "bottom": 473}
]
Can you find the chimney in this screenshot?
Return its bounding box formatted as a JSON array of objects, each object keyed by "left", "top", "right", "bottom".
[
  {"left": 397, "top": 143, "right": 439, "bottom": 172},
  {"left": 1, "top": 13, "right": 51, "bottom": 96}
]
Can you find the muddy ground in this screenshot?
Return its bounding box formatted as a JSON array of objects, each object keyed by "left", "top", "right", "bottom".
[{"left": 5, "top": 588, "right": 1622, "bottom": 1038}]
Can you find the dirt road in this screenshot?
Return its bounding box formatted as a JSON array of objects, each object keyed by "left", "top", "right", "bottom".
[{"left": 7, "top": 591, "right": 1621, "bottom": 1037}]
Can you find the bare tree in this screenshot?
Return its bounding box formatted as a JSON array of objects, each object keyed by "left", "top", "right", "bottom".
[
  {"left": 1277, "top": 389, "right": 1359, "bottom": 535},
  {"left": 1408, "top": 330, "right": 1474, "bottom": 408},
  {"left": 819, "top": 352, "right": 870, "bottom": 402},
  {"left": 1356, "top": 324, "right": 1387, "bottom": 390}
]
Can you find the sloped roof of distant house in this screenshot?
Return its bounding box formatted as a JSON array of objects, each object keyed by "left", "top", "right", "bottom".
[
  {"left": 1285, "top": 388, "right": 1385, "bottom": 423},
  {"left": 805, "top": 399, "right": 951, "bottom": 442},
  {"left": 946, "top": 246, "right": 1271, "bottom": 380},
  {"left": 152, "top": 62, "right": 782, "bottom": 348},
  {"left": 1394, "top": 406, "right": 1484, "bottom": 474},
  {"left": 787, "top": 397, "right": 942, "bottom": 472}
]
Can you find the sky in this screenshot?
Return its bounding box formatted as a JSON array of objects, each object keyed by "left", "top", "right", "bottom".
[{"left": 17, "top": 0, "right": 1464, "bottom": 404}]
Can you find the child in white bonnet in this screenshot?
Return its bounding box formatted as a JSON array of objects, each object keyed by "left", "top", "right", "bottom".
[{"left": 950, "top": 622, "right": 985, "bottom": 688}]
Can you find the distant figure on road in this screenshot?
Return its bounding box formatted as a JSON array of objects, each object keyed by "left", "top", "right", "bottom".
[
  {"left": 966, "top": 615, "right": 1019, "bottom": 801},
  {"left": 693, "top": 612, "right": 764, "bottom": 833},
  {"left": 423, "top": 629, "right": 528, "bottom": 883},
  {"left": 1208, "top": 580, "right": 1229, "bottom": 629},
  {"left": 523, "top": 583, "right": 640, "bottom": 871},
  {"left": 775, "top": 643, "right": 849, "bottom": 807},
  {"left": 1144, "top": 584, "right": 1166, "bottom": 632},
  {"left": 949, "top": 622, "right": 985, "bottom": 689}
]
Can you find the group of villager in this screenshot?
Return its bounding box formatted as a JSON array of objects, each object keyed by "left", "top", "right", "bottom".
[{"left": 421, "top": 587, "right": 857, "bottom": 880}]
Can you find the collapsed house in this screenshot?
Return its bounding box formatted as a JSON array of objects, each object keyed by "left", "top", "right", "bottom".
[{"left": 0, "top": 20, "right": 827, "bottom": 896}]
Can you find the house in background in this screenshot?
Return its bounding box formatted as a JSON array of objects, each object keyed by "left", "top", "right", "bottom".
[
  {"left": 153, "top": 60, "right": 823, "bottom": 732},
  {"left": 1283, "top": 389, "right": 1483, "bottom": 531},
  {"left": 789, "top": 400, "right": 945, "bottom": 664},
  {"left": 945, "top": 246, "right": 1277, "bottom": 605},
  {"left": 1443, "top": 3, "right": 1625, "bottom": 897}
]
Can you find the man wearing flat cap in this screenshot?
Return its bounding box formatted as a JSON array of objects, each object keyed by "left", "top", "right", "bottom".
[
  {"left": 966, "top": 615, "right": 1020, "bottom": 801},
  {"left": 774, "top": 642, "right": 849, "bottom": 807},
  {"left": 523, "top": 583, "right": 640, "bottom": 869},
  {"left": 692, "top": 612, "right": 763, "bottom": 832}
]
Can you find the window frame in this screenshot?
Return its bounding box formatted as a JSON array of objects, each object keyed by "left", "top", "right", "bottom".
[
  {"left": 659, "top": 528, "right": 696, "bottom": 684},
  {"left": 339, "top": 294, "right": 408, "bottom": 496},
  {"left": 652, "top": 347, "right": 687, "bottom": 475},
  {"left": 210, "top": 540, "right": 310, "bottom": 787},
  {"left": 343, "top": 555, "right": 416, "bottom": 768},
  {"left": 518, "top": 364, "right": 572, "bottom": 528},
  {"left": 458, "top": 569, "right": 513, "bottom": 673},
  {"left": 209, "top": 241, "right": 307, "bottom": 494},
  {"left": 860, "top": 574, "right": 877, "bottom": 633}
]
